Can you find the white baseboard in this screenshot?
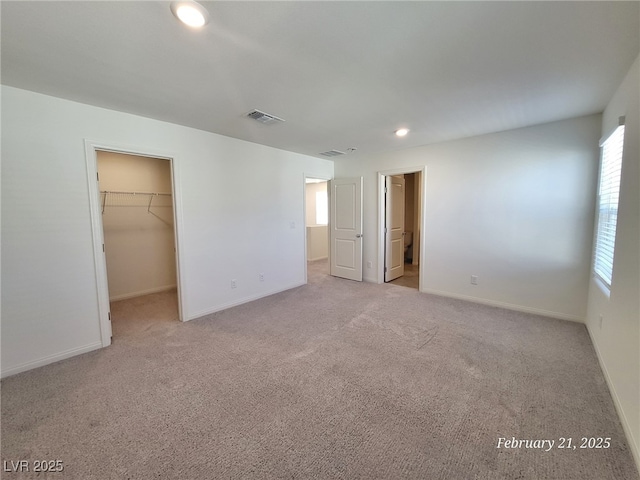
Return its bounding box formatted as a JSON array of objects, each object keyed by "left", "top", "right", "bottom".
[
  {"left": 109, "top": 284, "right": 177, "bottom": 302},
  {"left": 419, "top": 287, "right": 584, "bottom": 323},
  {"left": 1, "top": 341, "right": 103, "bottom": 379},
  {"left": 586, "top": 325, "right": 640, "bottom": 476},
  {"left": 185, "top": 281, "right": 306, "bottom": 321}
]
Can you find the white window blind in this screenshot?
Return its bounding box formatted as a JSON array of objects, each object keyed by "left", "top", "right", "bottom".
[{"left": 594, "top": 122, "right": 625, "bottom": 287}]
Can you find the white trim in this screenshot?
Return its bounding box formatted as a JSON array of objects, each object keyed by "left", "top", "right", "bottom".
[
  {"left": 377, "top": 166, "right": 427, "bottom": 291},
  {"left": 599, "top": 115, "right": 626, "bottom": 146},
  {"left": 109, "top": 284, "right": 177, "bottom": 302},
  {"left": 587, "top": 325, "right": 640, "bottom": 473},
  {"left": 421, "top": 287, "right": 584, "bottom": 323},
  {"left": 1, "top": 342, "right": 103, "bottom": 379},
  {"left": 592, "top": 274, "right": 612, "bottom": 299},
  {"left": 185, "top": 282, "right": 306, "bottom": 321},
  {"left": 169, "top": 153, "right": 186, "bottom": 322},
  {"left": 84, "top": 140, "right": 186, "bottom": 346},
  {"left": 84, "top": 140, "right": 113, "bottom": 347}
]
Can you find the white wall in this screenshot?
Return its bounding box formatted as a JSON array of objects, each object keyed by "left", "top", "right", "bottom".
[
  {"left": 586, "top": 55, "right": 640, "bottom": 469},
  {"left": 336, "top": 114, "right": 601, "bottom": 321},
  {"left": 0, "top": 86, "right": 333, "bottom": 377},
  {"left": 98, "top": 151, "right": 176, "bottom": 301}
]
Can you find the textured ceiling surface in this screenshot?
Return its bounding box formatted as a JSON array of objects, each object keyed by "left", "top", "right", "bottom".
[{"left": 2, "top": 1, "right": 638, "bottom": 158}]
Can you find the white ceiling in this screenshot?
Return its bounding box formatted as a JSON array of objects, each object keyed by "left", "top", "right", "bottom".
[{"left": 2, "top": 1, "right": 638, "bottom": 159}]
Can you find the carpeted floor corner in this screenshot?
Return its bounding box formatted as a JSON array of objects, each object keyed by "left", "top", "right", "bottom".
[{"left": 1, "top": 260, "right": 638, "bottom": 479}]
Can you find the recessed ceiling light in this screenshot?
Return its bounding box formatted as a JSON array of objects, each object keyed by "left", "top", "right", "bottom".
[
  {"left": 395, "top": 128, "right": 410, "bottom": 137},
  {"left": 171, "top": 1, "right": 209, "bottom": 28}
]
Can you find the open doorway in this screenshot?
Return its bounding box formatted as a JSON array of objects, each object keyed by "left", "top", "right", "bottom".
[
  {"left": 85, "top": 140, "right": 183, "bottom": 347},
  {"left": 379, "top": 168, "right": 424, "bottom": 290},
  {"left": 97, "top": 151, "right": 180, "bottom": 337},
  {"left": 304, "top": 176, "right": 330, "bottom": 280}
]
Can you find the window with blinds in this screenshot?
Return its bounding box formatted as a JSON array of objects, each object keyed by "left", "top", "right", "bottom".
[
  {"left": 316, "top": 191, "right": 328, "bottom": 225},
  {"left": 593, "top": 121, "right": 625, "bottom": 288}
]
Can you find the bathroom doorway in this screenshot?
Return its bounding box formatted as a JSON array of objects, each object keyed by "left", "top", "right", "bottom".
[{"left": 379, "top": 169, "right": 424, "bottom": 290}]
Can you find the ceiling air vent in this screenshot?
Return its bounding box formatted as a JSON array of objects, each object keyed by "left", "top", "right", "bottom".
[
  {"left": 319, "top": 150, "right": 345, "bottom": 157},
  {"left": 246, "top": 109, "right": 285, "bottom": 125}
]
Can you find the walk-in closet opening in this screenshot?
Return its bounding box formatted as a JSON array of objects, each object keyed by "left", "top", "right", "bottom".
[{"left": 97, "top": 150, "right": 180, "bottom": 338}]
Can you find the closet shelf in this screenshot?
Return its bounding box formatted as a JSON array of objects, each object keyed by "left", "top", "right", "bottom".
[{"left": 100, "top": 190, "right": 172, "bottom": 214}]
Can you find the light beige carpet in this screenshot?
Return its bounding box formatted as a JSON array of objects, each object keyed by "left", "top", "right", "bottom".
[{"left": 1, "top": 260, "right": 638, "bottom": 479}]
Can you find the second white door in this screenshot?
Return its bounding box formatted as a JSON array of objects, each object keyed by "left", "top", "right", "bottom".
[
  {"left": 385, "top": 175, "right": 405, "bottom": 282},
  {"left": 329, "top": 177, "right": 363, "bottom": 281}
]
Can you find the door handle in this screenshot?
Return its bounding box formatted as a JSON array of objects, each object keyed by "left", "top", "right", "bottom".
[{"left": 356, "top": 234, "right": 363, "bottom": 238}]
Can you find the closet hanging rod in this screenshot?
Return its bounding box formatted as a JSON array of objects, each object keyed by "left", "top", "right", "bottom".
[
  {"left": 100, "top": 190, "right": 171, "bottom": 196},
  {"left": 100, "top": 190, "right": 173, "bottom": 215}
]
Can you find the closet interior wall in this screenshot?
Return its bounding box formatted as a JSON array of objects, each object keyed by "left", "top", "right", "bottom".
[{"left": 97, "top": 151, "right": 177, "bottom": 301}]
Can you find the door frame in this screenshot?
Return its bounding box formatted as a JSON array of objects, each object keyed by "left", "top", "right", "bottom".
[
  {"left": 85, "top": 139, "right": 185, "bottom": 347},
  {"left": 303, "top": 173, "right": 332, "bottom": 283},
  {"left": 377, "top": 166, "right": 427, "bottom": 290}
]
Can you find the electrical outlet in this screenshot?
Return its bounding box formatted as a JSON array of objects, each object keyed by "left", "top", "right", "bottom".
[
  {"left": 259, "top": 273, "right": 264, "bottom": 282},
  {"left": 471, "top": 275, "right": 478, "bottom": 285},
  {"left": 231, "top": 279, "right": 237, "bottom": 289},
  {"left": 367, "top": 261, "right": 372, "bottom": 269}
]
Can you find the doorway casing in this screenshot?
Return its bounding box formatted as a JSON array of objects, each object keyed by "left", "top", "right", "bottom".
[
  {"left": 85, "top": 140, "right": 185, "bottom": 347},
  {"left": 377, "top": 166, "right": 427, "bottom": 290}
]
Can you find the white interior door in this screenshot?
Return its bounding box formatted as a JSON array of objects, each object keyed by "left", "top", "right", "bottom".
[
  {"left": 385, "top": 175, "right": 405, "bottom": 282},
  {"left": 330, "top": 177, "right": 363, "bottom": 281}
]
